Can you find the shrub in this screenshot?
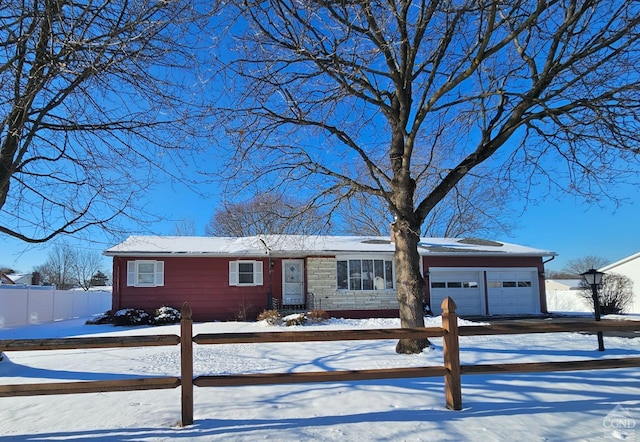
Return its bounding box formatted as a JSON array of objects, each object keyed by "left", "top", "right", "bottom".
[
  {"left": 257, "top": 309, "right": 281, "bottom": 325},
  {"left": 151, "top": 306, "right": 181, "bottom": 325},
  {"left": 112, "top": 308, "right": 150, "bottom": 326},
  {"left": 579, "top": 273, "right": 634, "bottom": 314},
  {"left": 233, "top": 298, "right": 258, "bottom": 321},
  {"left": 283, "top": 313, "right": 306, "bottom": 326},
  {"left": 85, "top": 310, "right": 114, "bottom": 325},
  {"left": 307, "top": 309, "right": 329, "bottom": 322}
]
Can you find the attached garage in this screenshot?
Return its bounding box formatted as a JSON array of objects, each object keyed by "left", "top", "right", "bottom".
[
  {"left": 429, "top": 268, "right": 540, "bottom": 316},
  {"left": 429, "top": 271, "right": 484, "bottom": 316},
  {"left": 486, "top": 270, "right": 539, "bottom": 315}
]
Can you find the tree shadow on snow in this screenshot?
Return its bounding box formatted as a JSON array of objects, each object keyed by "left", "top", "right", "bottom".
[
  {"left": 0, "top": 353, "right": 157, "bottom": 381},
  {"left": 5, "top": 372, "right": 639, "bottom": 441}
]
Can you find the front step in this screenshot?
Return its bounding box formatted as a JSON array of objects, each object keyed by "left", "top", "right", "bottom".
[{"left": 280, "top": 304, "right": 307, "bottom": 315}]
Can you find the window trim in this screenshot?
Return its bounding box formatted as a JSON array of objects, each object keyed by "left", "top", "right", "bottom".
[
  {"left": 126, "top": 260, "right": 164, "bottom": 287},
  {"left": 229, "top": 260, "right": 264, "bottom": 287}
]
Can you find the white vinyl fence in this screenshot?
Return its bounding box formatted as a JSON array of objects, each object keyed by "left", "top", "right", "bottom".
[
  {"left": 546, "top": 289, "right": 589, "bottom": 313},
  {"left": 0, "top": 286, "right": 111, "bottom": 328}
]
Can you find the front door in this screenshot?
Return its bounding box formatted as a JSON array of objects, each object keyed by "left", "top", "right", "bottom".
[{"left": 282, "top": 259, "right": 305, "bottom": 305}]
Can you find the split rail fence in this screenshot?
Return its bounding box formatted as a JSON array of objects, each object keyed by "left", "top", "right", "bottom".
[{"left": 1, "top": 297, "right": 640, "bottom": 427}]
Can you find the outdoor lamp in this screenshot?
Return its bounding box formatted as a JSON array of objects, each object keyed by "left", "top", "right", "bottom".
[
  {"left": 581, "top": 268, "right": 604, "bottom": 286},
  {"left": 580, "top": 268, "right": 605, "bottom": 351}
]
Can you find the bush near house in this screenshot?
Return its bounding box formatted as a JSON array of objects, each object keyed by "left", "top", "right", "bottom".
[
  {"left": 257, "top": 309, "right": 330, "bottom": 326},
  {"left": 151, "top": 306, "right": 181, "bottom": 325},
  {"left": 307, "top": 309, "right": 330, "bottom": 322},
  {"left": 257, "top": 309, "right": 281, "bottom": 325},
  {"left": 283, "top": 313, "right": 306, "bottom": 326},
  {"left": 86, "top": 306, "right": 182, "bottom": 326}
]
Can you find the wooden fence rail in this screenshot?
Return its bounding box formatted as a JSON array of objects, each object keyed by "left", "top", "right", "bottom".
[
  {"left": 1, "top": 297, "right": 639, "bottom": 427},
  {"left": 0, "top": 331, "right": 181, "bottom": 399}
]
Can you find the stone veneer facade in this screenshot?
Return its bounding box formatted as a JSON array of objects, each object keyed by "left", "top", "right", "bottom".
[{"left": 306, "top": 257, "right": 399, "bottom": 311}]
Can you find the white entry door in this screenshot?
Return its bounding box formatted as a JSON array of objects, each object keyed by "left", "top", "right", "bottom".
[{"left": 283, "top": 260, "right": 305, "bottom": 305}]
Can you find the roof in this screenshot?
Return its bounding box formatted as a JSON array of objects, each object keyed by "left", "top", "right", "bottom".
[
  {"left": 104, "top": 235, "right": 556, "bottom": 258},
  {"left": 600, "top": 252, "right": 640, "bottom": 272},
  {"left": 0, "top": 273, "right": 30, "bottom": 284}
]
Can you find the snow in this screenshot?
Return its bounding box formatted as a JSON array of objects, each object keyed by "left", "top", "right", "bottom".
[
  {"left": 104, "top": 234, "right": 555, "bottom": 258},
  {"left": 1, "top": 314, "right": 639, "bottom": 441}
]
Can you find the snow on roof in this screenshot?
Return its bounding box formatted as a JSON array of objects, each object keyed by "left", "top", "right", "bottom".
[
  {"left": 1, "top": 273, "right": 30, "bottom": 284},
  {"left": 600, "top": 251, "right": 640, "bottom": 272},
  {"left": 104, "top": 235, "right": 556, "bottom": 258}
]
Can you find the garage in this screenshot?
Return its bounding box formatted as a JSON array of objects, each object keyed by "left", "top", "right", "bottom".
[
  {"left": 429, "top": 270, "right": 484, "bottom": 316},
  {"left": 486, "top": 270, "right": 538, "bottom": 315},
  {"left": 429, "top": 268, "right": 540, "bottom": 316}
]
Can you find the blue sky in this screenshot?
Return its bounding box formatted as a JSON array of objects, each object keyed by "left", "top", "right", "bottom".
[
  {"left": 504, "top": 189, "right": 639, "bottom": 271},
  {"left": 2, "top": 177, "right": 637, "bottom": 275},
  {"left": 2, "top": 2, "right": 638, "bottom": 279}
]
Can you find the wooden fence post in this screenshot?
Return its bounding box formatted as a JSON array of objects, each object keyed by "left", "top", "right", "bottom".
[
  {"left": 441, "top": 297, "right": 462, "bottom": 410},
  {"left": 180, "top": 302, "right": 194, "bottom": 426}
]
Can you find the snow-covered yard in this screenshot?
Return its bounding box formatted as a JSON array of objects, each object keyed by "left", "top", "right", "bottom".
[{"left": 1, "top": 314, "right": 639, "bottom": 441}]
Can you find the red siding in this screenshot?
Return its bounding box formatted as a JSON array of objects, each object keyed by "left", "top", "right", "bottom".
[
  {"left": 112, "top": 256, "right": 279, "bottom": 321},
  {"left": 112, "top": 253, "right": 549, "bottom": 321}
]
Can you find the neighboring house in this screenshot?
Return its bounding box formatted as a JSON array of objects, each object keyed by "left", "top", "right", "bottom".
[
  {"left": 600, "top": 252, "right": 640, "bottom": 314},
  {"left": 545, "top": 279, "right": 582, "bottom": 292},
  {"left": 0, "top": 273, "right": 32, "bottom": 285},
  {"left": 104, "top": 235, "right": 556, "bottom": 321}
]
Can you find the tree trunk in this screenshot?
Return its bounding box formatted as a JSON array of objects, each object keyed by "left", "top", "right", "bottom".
[{"left": 393, "top": 218, "right": 431, "bottom": 354}]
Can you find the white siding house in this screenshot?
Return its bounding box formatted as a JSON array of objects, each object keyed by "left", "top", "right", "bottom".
[{"left": 600, "top": 252, "right": 640, "bottom": 314}]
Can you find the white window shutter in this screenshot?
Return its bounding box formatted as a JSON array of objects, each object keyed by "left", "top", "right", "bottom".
[
  {"left": 254, "top": 261, "right": 263, "bottom": 285},
  {"left": 127, "top": 261, "right": 136, "bottom": 286},
  {"left": 155, "top": 261, "right": 164, "bottom": 286},
  {"left": 229, "top": 261, "right": 238, "bottom": 286}
]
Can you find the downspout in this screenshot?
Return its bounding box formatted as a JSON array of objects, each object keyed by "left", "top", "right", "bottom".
[
  {"left": 259, "top": 237, "right": 274, "bottom": 309},
  {"left": 113, "top": 257, "right": 121, "bottom": 310},
  {"left": 540, "top": 255, "right": 555, "bottom": 314}
]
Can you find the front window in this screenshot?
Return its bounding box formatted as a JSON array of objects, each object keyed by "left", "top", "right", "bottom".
[
  {"left": 337, "top": 258, "right": 394, "bottom": 291},
  {"left": 229, "top": 260, "right": 264, "bottom": 286},
  {"left": 238, "top": 262, "right": 255, "bottom": 284},
  {"left": 126, "top": 260, "right": 164, "bottom": 287},
  {"left": 137, "top": 262, "right": 156, "bottom": 285}
]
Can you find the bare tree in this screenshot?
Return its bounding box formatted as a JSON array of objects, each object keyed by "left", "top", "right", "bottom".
[
  {"left": 172, "top": 219, "right": 199, "bottom": 236},
  {"left": 34, "top": 244, "right": 106, "bottom": 290},
  {"left": 34, "top": 245, "right": 77, "bottom": 289},
  {"left": 563, "top": 256, "right": 611, "bottom": 277},
  {"left": 0, "top": 266, "right": 15, "bottom": 275},
  {"left": 212, "top": 0, "right": 640, "bottom": 353},
  {"left": 545, "top": 270, "right": 577, "bottom": 280},
  {"left": 0, "top": 0, "right": 211, "bottom": 243},
  {"left": 73, "top": 248, "right": 108, "bottom": 291},
  {"left": 339, "top": 174, "right": 515, "bottom": 237},
  {"left": 336, "top": 193, "right": 391, "bottom": 236},
  {"left": 206, "top": 193, "right": 330, "bottom": 236},
  {"left": 579, "top": 273, "right": 634, "bottom": 314}
]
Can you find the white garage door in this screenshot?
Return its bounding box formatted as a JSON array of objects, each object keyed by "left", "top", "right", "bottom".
[
  {"left": 429, "top": 271, "right": 484, "bottom": 316},
  {"left": 486, "top": 270, "right": 538, "bottom": 315}
]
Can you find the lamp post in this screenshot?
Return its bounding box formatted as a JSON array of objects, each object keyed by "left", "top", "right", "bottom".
[{"left": 581, "top": 268, "right": 605, "bottom": 351}]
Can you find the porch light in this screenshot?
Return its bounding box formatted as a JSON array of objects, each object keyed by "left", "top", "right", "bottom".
[{"left": 580, "top": 268, "right": 605, "bottom": 351}]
